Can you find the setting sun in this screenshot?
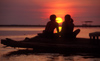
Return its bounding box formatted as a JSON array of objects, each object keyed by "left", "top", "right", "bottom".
[{"left": 56, "top": 17, "right": 63, "bottom": 23}]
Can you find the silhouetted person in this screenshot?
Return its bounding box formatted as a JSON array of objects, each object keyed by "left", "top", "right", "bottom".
[
  {"left": 43, "top": 14, "right": 59, "bottom": 38},
  {"left": 61, "top": 14, "right": 80, "bottom": 38}
]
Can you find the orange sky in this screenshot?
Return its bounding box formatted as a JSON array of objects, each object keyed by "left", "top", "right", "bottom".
[{"left": 0, "top": 0, "right": 100, "bottom": 25}]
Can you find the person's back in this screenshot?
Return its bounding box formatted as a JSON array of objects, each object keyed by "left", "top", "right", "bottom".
[
  {"left": 61, "top": 14, "right": 80, "bottom": 38},
  {"left": 61, "top": 21, "right": 74, "bottom": 34},
  {"left": 61, "top": 15, "right": 74, "bottom": 38},
  {"left": 45, "top": 21, "right": 58, "bottom": 33},
  {"left": 43, "top": 14, "right": 59, "bottom": 38}
]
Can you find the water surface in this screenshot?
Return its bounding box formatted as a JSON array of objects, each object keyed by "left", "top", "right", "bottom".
[{"left": 0, "top": 27, "right": 100, "bottom": 61}]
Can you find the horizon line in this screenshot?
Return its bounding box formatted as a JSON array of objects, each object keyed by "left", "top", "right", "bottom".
[{"left": 0, "top": 25, "right": 100, "bottom": 27}]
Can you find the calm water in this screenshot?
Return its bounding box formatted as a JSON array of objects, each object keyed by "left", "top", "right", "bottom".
[{"left": 0, "top": 27, "right": 100, "bottom": 61}]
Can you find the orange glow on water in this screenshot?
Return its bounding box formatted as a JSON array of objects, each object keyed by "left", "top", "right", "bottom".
[{"left": 56, "top": 17, "right": 63, "bottom": 23}]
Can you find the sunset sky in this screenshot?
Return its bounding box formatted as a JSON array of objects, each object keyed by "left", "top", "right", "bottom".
[{"left": 0, "top": 0, "right": 100, "bottom": 25}]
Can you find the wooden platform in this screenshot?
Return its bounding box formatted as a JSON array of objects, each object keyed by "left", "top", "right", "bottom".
[
  {"left": 1, "top": 36, "right": 100, "bottom": 50},
  {"left": 89, "top": 32, "right": 100, "bottom": 40}
]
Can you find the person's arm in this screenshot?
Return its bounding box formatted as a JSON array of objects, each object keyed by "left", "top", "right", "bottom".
[
  {"left": 56, "top": 23, "right": 59, "bottom": 33},
  {"left": 57, "top": 27, "right": 59, "bottom": 33}
]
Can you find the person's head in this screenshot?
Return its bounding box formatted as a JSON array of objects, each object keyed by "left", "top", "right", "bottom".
[
  {"left": 50, "top": 14, "right": 56, "bottom": 21},
  {"left": 65, "top": 14, "right": 71, "bottom": 22}
]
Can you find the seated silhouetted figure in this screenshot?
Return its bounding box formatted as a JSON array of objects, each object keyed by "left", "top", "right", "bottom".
[
  {"left": 61, "top": 14, "right": 80, "bottom": 38},
  {"left": 43, "top": 14, "right": 59, "bottom": 38}
]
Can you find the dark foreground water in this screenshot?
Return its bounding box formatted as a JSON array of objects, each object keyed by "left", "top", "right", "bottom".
[{"left": 0, "top": 27, "right": 100, "bottom": 61}]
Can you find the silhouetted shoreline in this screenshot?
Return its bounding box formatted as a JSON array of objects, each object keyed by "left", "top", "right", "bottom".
[
  {"left": 0, "top": 25, "right": 100, "bottom": 27},
  {"left": 0, "top": 25, "right": 46, "bottom": 27}
]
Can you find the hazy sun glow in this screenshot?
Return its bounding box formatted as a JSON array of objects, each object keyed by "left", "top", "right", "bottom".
[{"left": 56, "top": 17, "right": 63, "bottom": 23}]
